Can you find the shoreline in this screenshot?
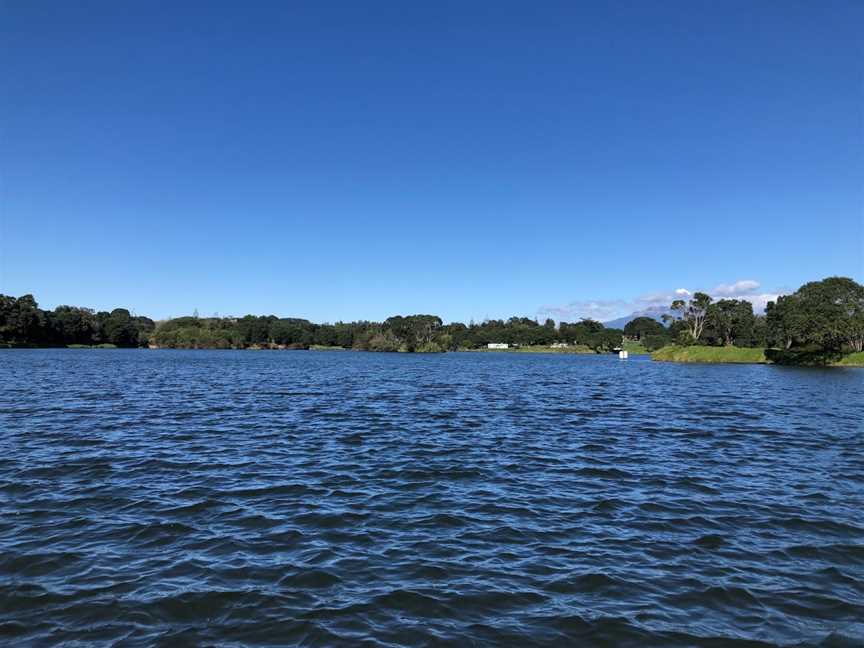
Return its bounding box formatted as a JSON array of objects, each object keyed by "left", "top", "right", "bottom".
[
  {"left": 3, "top": 344, "right": 863, "bottom": 367},
  {"left": 651, "top": 346, "right": 864, "bottom": 367}
]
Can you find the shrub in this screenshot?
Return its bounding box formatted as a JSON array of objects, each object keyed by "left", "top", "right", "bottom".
[{"left": 643, "top": 334, "right": 670, "bottom": 352}]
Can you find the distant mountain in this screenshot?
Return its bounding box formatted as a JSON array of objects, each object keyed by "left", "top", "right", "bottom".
[{"left": 603, "top": 306, "right": 674, "bottom": 330}]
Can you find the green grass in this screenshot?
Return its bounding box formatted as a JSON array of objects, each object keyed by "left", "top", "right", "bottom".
[
  {"left": 651, "top": 345, "right": 767, "bottom": 364},
  {"left": 653, "top": 346, "right": 864, "bottom": 366},
  {"left": 834, "top": 351, "right": 864, "bottom": 367},
  {"left": 622, "top": 340, "right": 649, "bottom": 355}
]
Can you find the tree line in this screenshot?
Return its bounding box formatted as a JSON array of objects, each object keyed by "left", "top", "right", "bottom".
[
  {"left": 0, "top": 295, "right": 154, "bottom": 348},
  {"left": 622, "top": 298, "right": 767, "bottom": 351},
  {"left": 1, "top": 277, "right": 861, "bottom": 362},
  {"left": 0, "top": 296, "right": 628, "bottom": 353},
  {"left": 652, "top": 276, "right": 863, "bottom": 363}
]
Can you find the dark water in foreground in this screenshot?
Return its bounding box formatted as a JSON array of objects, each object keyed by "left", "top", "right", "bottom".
[{"left": 1, "top": 350, "right": 863, "bottom": 647}]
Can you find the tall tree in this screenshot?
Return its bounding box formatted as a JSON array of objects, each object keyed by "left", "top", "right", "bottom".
[
  {"left": 102, "top": 308, "right": 139, "bottom": 347},
  {"left": 705, "top": 299, "right": 755, "bottom": 347},
  {"left": 664, "top": 292, "right": 712, "bottom": 343}
]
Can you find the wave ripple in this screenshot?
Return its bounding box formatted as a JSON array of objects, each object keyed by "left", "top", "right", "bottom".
[{"left": 1, "top": 349, "right": 862, "bottom": 646}]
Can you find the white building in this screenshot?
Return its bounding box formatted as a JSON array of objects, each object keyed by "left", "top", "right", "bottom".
[{"left": 487, "top": 343, "right": 509, "bottom": 349}]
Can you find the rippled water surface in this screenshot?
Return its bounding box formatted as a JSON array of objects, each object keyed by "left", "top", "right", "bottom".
[{"left": 2, "top": 349, "right": 863, "bottom": 646}]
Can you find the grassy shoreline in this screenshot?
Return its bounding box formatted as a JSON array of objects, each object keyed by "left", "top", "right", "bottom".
[
  {"left": 622, "top": 340, "right": 649, "bottom": 355},
  {"left": 834, "top": 351, "right": 864, "bottom": 367},
  {"left": 652, "top": 345, "right": 767, "bottom": 364},
  {"left": 5, "top": 344, "right": 863, "bottom": 366},
  {"left": 652, "top": 345, "right": 864, "bottom": 367}
]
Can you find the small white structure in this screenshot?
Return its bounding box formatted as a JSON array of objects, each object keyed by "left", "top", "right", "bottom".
[
  {"left": 551, "top": 342, "right": 569, "bottom": 348},
  {"left": 488, "top": 343, "right": 509, "bottom": 349},
  {"left": 618, "top": 349, "right": 629, "bottom": 359}
]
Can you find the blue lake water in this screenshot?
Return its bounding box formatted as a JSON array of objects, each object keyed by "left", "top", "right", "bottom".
[{"left": 1, "top": 349, "right": 863, "bottom": 646}]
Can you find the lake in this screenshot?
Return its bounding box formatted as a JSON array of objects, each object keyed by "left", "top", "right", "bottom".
[{"left": 1, "top": 349, "right": 862, "bottom": 646}]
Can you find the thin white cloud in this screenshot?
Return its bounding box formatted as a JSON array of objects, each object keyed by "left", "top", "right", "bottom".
[
  {"left": 539, "top": 299, "right": 629, "bottom": 322},
  {"left": 713, "top": 279, "right": 760, "bottom": 296},
  {"left": 743, "top": 292, "right": 781, "bottom": 312},
  {"left": 538, "top": 279, "right": 786, "bottom": 323}
]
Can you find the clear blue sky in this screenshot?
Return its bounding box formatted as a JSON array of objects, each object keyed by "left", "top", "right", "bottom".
[{"left": 2, "top": 1, "right": 862, "bottom": 322}]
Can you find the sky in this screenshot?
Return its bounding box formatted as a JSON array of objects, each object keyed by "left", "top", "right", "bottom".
[{"left": 1, "top": 1, "right": 862, "bottom": 323}]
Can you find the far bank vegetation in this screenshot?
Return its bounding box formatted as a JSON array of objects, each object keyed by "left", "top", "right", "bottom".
[{"left": 1, "top": 277, "right": 862, "bottom": 366}]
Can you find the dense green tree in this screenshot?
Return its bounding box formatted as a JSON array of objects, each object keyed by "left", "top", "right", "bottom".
[
  {"left": 558, "top": 320, "right": 602, "bottom": 346},
  {"left": 313, "top": 324, "right": 337, "bottom": 347},
  {"left": 0, "top": 294, "right": 43, "bottom": 343},
  {"left": 384, "top": 315, "right": 443, "bottom": 351},
  {"left": 102, "top": 309, "right": 140, "bottom": 347},
  {"left": 623, "top": 316, "right": 665, "bottom": 340},
  {"left": 52, "top": 306, "right": 98, "bottom": 345},
  {"left": 704, "top": 299, "right": 756, "bottom": 347},
  {"left": 0, "top": 295, "right": 155, "bottom": 347},
  {"left": 766, "top": 296, "right": 800, "bottom": 350},
  {"left": 0, "top": 295, "right": 17, "bottom": 342},
  {"left": 665, "top": 318, "right": 688, "bottom": 342},
  {"left": 751, "top": 315, "right": 768, "bottom": 348},
  {"left": 444, "top": 322, "right": 470, "bottom": 349},
  {"left": 269, "top": 318, "right": 314, "bottom": 346},
  {"left": 334, "top": 323, "right": 357, "bottom": 348},
  {"left": 642, "top": 334, "right": 670, "bottom": 351},
  {"left": 133, "top": 316, "right": 155, "bottom": 346},
  {"left": 587, "top": 328, "right": 623, "bottom": 353},
  {"left": 581, "top": 319, "right": 605, "bottom": 334},
  {"left": 766, "top": 277, "right": 864, "bottom": 352}
]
